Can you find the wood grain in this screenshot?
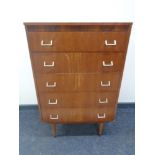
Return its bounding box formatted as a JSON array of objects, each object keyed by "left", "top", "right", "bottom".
[
  {"left": 39, "top": 92, "right": 118, "bottom": 108},
  {"left": 32, "top": 53, "right": 124, "bottom": 73},
  {"left": 24, "top": 22, "right": 132, "bottom": 32},
  {"left": 36, "top": 73, "right": 121, "bottom": 92},
  {"left": 28, "top": 32, "right": 128, "bottom": 52},
  {"left": 42, "top": 107, "right": 116, "bottom": 123},
  {"left": 24, "top": 22, "right": 132, "bottom": 136}
]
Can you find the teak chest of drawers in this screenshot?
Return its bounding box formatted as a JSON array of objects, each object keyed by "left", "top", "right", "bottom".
[{"left": 24, "top": 22, "right": 132, "bottom": 136}]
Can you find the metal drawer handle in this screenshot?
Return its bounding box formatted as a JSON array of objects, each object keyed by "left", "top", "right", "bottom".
[
  {"left": 48, "top": 99, "right": 58, "bottom": 105},
  {"left": 44, "top": 61, "right": 54, "bottom": 67},
  {"left": 99, "top": 98, "right": 108, "bottom": 104},
  {"left": 105, "top": 40, "right": 117, "bottom": 46},
  {"left": 41, "top": 40, "right": 53, "bottom": 46},
  {"left": 50, "top": 114, "right": 59, "bottom": 120},
  {"left": 103, "top": 61, "right": 113, "bottom": 67},
  {"left": 46, "top": 82, "right": 56, "bottom": 88},
  {"left": 101, "top": 81, "right": 111, "bottom": 87},
  {"left": 97, "top": 113, "right": 106, "bottom": 119}
]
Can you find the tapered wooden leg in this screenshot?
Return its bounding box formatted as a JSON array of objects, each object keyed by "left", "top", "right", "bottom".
[
  {"left": 51, "top": 123, "right": 56, "bottom": 137},
  {"left": 98, "top": 123, "right": 104, "bottom": 135}
]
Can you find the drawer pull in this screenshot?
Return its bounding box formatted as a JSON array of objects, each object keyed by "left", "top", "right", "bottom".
[
  {"left": 41, "top": 40, "right": 53, "bottom": 46},
  {"left": 97, "top": 113, "right": 106, "bottom": 119},
  {"left": 103, "top": 61, "right": 113, "bottom": 67},
  {"left": 46, "top": 82, "right": 56, "bottom": 88},
  {"left": 99, "top": 98, "right": 108, "bottom": 104},
  {"left": 48, "top": 99, "right": 58, "bottom": 105},
  {"left": 50, "top": 114, "right": 59, "bottom": 120},
  {"left": 105, "top": 40, "right": 117, "bottom": 46},
  {"left": 44, "top": 61, "right": 54, "bottom": 67},
  {"left": 101, "top": 81, "right": 111, "bottom": 87}
]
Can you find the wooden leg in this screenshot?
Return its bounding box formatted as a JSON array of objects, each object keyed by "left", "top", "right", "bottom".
[
  {"left": 51, "top": 123, "right": 56, "bottom": 137},
  {"left": 98, "top": 123, "right": 104, "bottom": 135}
]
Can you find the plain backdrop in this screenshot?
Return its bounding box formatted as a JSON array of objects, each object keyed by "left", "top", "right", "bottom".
[{"left": 19, "top": 0, "right": 135, "bottom": 105}]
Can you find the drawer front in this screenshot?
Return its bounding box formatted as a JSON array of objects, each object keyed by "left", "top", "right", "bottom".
[
  {"left": 39, "top": 92, "right": 118, "bottom": 108},
  {"left": 42, "top": 107, "right": 116, "bottom": 123},
  {"left": 28, "top": 32, "right": 128, "bottom": 52},
  {"left": 36, "top": 73, "right": 121, "bottom": 92},
  {"left": 32, "top": 53, "right": 124, "bottom": 73}
]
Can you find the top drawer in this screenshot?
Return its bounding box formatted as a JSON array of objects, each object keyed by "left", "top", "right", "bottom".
[{"left": 28, "top": 32, "right": 128, "bottom": 52}]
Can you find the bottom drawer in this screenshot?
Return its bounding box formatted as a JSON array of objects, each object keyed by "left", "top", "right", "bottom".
[{"left": 41, "top": 107, "right": 116, "bottom": 123}]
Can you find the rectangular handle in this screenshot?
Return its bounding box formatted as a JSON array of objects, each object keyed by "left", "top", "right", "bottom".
[
  {"left": 46, "top": 82, "right": 56, "bottom": 88},
  {"left": 99, "top": 98, "right": 108, "bottom": 104},
  {"left": 101, "top": 81, "right": 111, "bottom": 87},
  {"left": 103, "top": 61, "right": 113, "bottom": 67},
  {"left": 97, "top": 113, "right": 106, "bottom": 119},
  {"left": 105, "top": 40, "right": 117, "bottom": 46},
  {"left": 48, "top": 99, "right": 58, "bottom": 105},
  {"left": 50, "top": 114, "right": 59, "bottom": 120},
  {"left": 41, "top": 40, "right": 53, "bottom": 46},
  {"left": 44, "top": 61, "right": 54, "bottom": 67}
]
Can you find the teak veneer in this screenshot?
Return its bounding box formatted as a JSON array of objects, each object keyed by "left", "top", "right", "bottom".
[{"left": 24, "top": 22, "right": 132, "bottom": 136}]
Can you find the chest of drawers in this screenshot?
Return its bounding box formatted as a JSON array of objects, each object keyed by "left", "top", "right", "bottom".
[{"left": 24, "top": 23, "right": 132, "bottom": 136}]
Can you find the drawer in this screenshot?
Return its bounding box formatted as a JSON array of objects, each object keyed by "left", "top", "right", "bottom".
[
  {"left": 32, "top": 53, "right": 124, "bottom": 73},
  {"left": 28, "top": 32, "right": 128, "bottom": 52},
  {"left": 39, "top": 92, "right": 118, "bottom": 108},
  {"left": 41, "top": 108, "right": 116, "bottom": 123},
  {"left": 36, "top": 73, "right": 121, "bottom": 92}
]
